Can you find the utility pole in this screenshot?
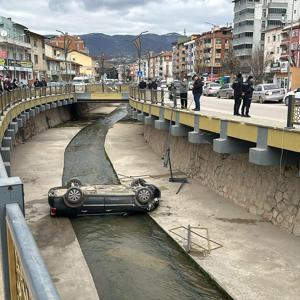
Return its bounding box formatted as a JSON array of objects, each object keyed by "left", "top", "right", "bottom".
[{"left": 286, "top": 0, "right": 296, "bottom": 128}]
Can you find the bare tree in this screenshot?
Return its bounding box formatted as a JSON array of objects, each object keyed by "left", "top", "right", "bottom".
[
  {"left": 246, "top": 47, "right": 271, "bottom": 84},
  {"left": 221, "top": 45, "right": 240, "bottom": 77}
]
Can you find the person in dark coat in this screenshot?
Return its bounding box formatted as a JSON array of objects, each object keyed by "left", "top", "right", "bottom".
[
  {"left": 33, "top": 78, "right": 40, "bottom": 88},
  {"left": 138, "top": 79, "right": 147, "bottom": 89},
  {"left": 138, "top": 79, "right": 147, "bottom": 100},
  {"left": 241, "top": 76, "right": 254, "bottom": 117},
  {"left": 192, "top": 74, "right": 203, "bottom": 111},
  {"left": 40, "top": 78, "right": 47, "bottom": 87},
  {"left": 147, "top": 79, "right": 153, "bottom": 90},
  {"left": 232, "top": 73, "right": 243, "bottom": 116},
  {"left": 151, "top": 80, "right": 158, "bottom": 103}
]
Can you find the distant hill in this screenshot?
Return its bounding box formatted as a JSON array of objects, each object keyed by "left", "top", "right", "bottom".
[{"left": 80, "top": 33, "right": 182, "bottom": 58}]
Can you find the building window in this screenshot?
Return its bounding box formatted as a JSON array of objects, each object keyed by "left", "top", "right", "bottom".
[
  {"left": 34, "top": 39, "right": 37, "bottom": 47},
  {"left": 272, "top": 35, "right": 276, "bottom": 42},
  {"left": 34, "top": 55, "right": 38, "bottom": 64}
]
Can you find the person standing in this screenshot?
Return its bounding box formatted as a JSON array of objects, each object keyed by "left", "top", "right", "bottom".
[
  {"left": 138, "top": 78, "right": 147, "bottom": 100},
  {"left": 40, "top": 77, "right": 47, "bottom": 87},
  {"left": 152, "top": 80, "right": 158, "bottom": 103},
  {"left": 192, "top": 74, "right": 203, "bottom": 111},
  {"left": 241, "top": 76, "right": 254, "bottom": 117},
  {"left": 179, "top": 76, "right": 188, "bottom": 109},
  {"left": 232, "top": 73, "right": 243, "bottom": 116},
  {"left": 33, "top": 78, "right": 40, "bottom": 88}
]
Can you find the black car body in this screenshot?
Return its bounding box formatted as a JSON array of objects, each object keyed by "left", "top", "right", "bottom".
[{"left": 48, "top": 178, "right": 160, "bottom": 217}]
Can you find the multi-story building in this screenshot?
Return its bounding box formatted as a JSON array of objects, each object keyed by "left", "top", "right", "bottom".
[
  {"left": 45, "top": 43, "right": 80, "bottom": 82},
  {"left": 280, "top": 21, "right": 300, "bottom": 88},
  {"left": 28, "top": 31, "right": 47, "bottom": 81},
  {"left": 233, "top": 0, "right": 300, "bottom": 62},
  {"left": 184, "top": 39, "right": 196, "bottom": 76},
  {"left": 69, "top": 50, "right": 97, "bottom": 78},
  {"left": 0, "top": 16, "right": 32, "bottom": 82},
  {"left": 172, "top": 36, "right": 190, "bottom": 79},
  {"left": 159, "top": 51, "right": 173, "bottom": 82},
  {"left": 49, "top": 34, "right": 88, "bottom": 53},
  {"left": 195, "top": 26, "right": 232, "bottom": 79}
]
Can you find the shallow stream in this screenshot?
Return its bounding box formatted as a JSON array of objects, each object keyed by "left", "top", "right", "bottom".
[{"left": 63, "top": 105, "right": 230, "bottom": 300}]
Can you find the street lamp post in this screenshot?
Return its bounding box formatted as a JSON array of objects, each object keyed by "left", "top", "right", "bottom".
[
  {"left": 132, "top": 31, "right": 148, "bottom": 82},
  {"left": 56, "top": 30, "right": 71, "bottom": 82},
  {"left": 205, "top": 22, "right": 217, "bottom": 80},
  {"left": 286, "top": 0, "right": 296, "bottom": 128}
]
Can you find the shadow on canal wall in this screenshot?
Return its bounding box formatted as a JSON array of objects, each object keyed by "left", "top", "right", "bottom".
[{"left": 144, "top": 125, "right": 300, "bottom": 236}]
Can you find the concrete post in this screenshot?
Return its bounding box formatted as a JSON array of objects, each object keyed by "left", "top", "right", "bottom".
[{"left": 0, "top": 176, "right": 24, "bottom": 300}]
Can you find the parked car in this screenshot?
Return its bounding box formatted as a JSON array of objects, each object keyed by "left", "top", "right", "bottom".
[
  {"left": 48, "top": 178, "right": 160, "bottom": 217},
  {"left": 283, "top": 88, "right": 300, "bottom": 106},
  {"left": 217, "top": 83, "right": 234, "bottom": 99},
  {"left": 252, "top": 84, "right": 285, "bottom": 103},
  {"left": 203, "top": 83, "right": 221, "bottom": 96}
]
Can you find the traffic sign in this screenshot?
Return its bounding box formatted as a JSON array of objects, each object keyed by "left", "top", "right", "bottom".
[{"left": 137, "top": 70, "right": 143, "bottom": 77}]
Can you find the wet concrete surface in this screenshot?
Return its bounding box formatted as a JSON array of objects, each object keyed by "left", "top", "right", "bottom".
[
  {"left": 105, "top": 120, "right": 300, "bottom": 300},
  {"left": 64, "top": 105, "right": 230, "bottom": 299}
]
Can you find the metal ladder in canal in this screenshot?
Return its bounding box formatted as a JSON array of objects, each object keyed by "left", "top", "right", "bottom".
[{"left": 169, "top": 225, "right": 223, "bottom": 257}]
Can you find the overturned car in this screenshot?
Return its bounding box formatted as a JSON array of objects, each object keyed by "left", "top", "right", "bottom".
[{"left": 48, "top": 178, "right": 160, "bottom": 217}]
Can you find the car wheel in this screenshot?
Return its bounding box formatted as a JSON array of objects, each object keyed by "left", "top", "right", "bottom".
[
  {"left": 66, "top": 177, "right": 82, "bottom": 188},
  {"left": 217, "top": 93, "right": 220, "bottom": 98},
  {"left": 144, "top": 184, "right": 161, "bottom": 198},
  {"left": 259, "top": 97, "right": 264, "bottom": 104},
  {"left": 131, "top": 178, "right": 146, "bottom": 187},
  {"left": 63, "top": 187, "right": 86, "bottom": 208},
  {"left": 135, "top": 187, "right": 154, "bottom": 205}
]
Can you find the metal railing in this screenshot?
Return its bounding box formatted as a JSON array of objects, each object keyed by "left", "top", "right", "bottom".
[
  {"left": 85, "top": 83, "right": 129, "bottom": 93},
  {"left": 129, "top": 86, "right": 167, "bottom": 106},
  {"left": 6, "top": 203, "right": 60, "bottom": 300},
  {"left": 0, "top": 85, "right": 74, "bottom": 116},
  {"left": 286, "top": 96, "right": 300, "bottom": 128}
]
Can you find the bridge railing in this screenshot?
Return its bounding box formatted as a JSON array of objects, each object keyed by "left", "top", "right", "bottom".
[
  {"left": 129, "top": 86, "right": 167, "bottom": 106},
  {"left": 0, "top": 85, "right": 74, "bottom": 116},
  {"left": 84, "top": 83, "right": 129, "bottom": 93}
]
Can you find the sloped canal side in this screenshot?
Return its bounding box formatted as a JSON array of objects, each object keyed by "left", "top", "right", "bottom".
[{"left": 63, "top": 105, "right": 232, "bottom": 300}]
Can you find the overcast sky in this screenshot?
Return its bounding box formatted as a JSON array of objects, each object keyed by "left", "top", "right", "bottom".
[{"left": 0, "top": 0, "right": 233, "bottom": 35}]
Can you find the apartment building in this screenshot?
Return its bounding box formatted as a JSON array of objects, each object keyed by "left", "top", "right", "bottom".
[
  {"left": 50, "top": 34, "right": 88, "bottom": 53},
  {"left": 184, "top": 39, "right": 196, "bottom": 76},
  {"left": 69, "top": 50, "right": 97, "bottom": 78},
  {"left": 172, "top": 36, "right": 190, "bottom": 79},
  {"left": 0, "top": 16, "right": 32, "bottom": 82},
  {"left": 233, "top": 0, "right": 300, "bottom": 62},
  {"left": 28, "top": 31, "right": 47, "bottom": 80},
  {"left": 195, "top": 26, "right": 232, "bottom": 78}
]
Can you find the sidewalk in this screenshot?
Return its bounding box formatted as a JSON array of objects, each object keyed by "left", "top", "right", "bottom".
[{"left": 105, "top": 121, "right": 300, "bottom": 300}]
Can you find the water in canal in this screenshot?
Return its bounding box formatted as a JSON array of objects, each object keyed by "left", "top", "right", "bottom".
[{"left": 64, "top": 105, "right": 230, "bottom": 300}]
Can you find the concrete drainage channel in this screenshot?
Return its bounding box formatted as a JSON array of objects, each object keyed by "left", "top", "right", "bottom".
[{"left": 63, "top": 105, "right": 232, "bottom": 300}]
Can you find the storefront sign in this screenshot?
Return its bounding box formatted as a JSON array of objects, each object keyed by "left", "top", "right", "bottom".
[
  {"left": 281, "top": 61, "right": 288, "bottom": 73},
  {"left": 270, "top": 62, "right": 281, "bottom": 72},
  {"left": 0, "top": 50, "right": 7, "bottom": 58}
]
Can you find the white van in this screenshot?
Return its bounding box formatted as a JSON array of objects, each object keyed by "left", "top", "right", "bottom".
[{"left": 72, "top": 76, "right": 91, "bottom": 85}]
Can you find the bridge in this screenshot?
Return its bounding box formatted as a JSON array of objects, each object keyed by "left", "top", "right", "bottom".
[{"left": 128, "top": 87, "right": 300, "bottom": 168}]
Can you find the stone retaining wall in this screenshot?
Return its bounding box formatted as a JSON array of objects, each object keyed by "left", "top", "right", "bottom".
[{"left": 144, "top": 125, "right": 300, "bottom": 235}]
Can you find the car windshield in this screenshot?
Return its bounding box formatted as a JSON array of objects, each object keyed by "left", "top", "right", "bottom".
[{"left": 263, "top": 84, "right": 279, "bottom": 90}]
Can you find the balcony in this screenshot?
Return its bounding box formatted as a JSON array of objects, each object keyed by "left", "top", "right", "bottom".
[
  {"left": 215, "top": 53, "right": 221, "bottom": 59},
  {"left": 215, "top": 44, "right": 222, "bottom": 50},
  {"left": 204, "top": 43, "right": 212, "bottom": 49},
  {"left": 0, "top": 36, "right": 31, "bottom": 49}
]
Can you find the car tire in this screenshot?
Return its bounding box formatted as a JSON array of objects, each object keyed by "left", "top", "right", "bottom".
[
  {"left": 63, "top": 187, "right": 86, "bottom": 208},
  {"left": 131, "top": 178, "right": 146, "bottom": 188},
  {"left": 66, "top": 177, "right": 82, "bottom": 188},
  {"left": 259, "top": 97, "right": 264, "bottom": 104},
  {"left": 135, "top": 187, "right": 154, "bottom": 205},
  {"left": 144, "top": 184, "right": 161, "bottom": 199},
  {"left": 217, "top": 93, "right": 220, "bottom": 98}
]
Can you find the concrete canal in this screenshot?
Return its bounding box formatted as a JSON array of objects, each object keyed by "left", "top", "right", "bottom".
[{"left": 63, "top": 105, "right": 231, "bottom": 299}]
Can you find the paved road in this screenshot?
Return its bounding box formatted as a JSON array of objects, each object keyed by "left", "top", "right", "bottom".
[{"left": 186, "top": 92, "right": 288, "bottom": 122}]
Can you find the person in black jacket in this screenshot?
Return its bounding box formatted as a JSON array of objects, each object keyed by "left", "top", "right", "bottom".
[
  {"left": 192, "top": 74, "right": 203, "bottom": 111},
  {"left": 138, "top": 79, "right": 147, "bottom": 100},
  {"left": 232, "top": 73, "right": 243, "bottom": 116},
  {"left": 241, "top": 76, "right": 254, "bottom": 117}
]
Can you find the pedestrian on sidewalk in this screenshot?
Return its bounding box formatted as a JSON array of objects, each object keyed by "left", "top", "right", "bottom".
[
  {"left": 33, "top": 78, "right": 40, "bottom": 88},
  {"left": 40, "top": 77, "right": 47, "bottom": 87},
  {"left": 192, "top": 74, "right": 203, "bottom": 111},
  {"left": 232, "top": 73, "right": 243, "bottom": 116},
  {"left": 241, "top": 76, "right": 254, "bottom": 117},
  {"left": 179, "top": 75, "right": 188, "bottom": 109},
  {"left": 138, "top": 78, "right": 147, "bottom": 101},
  {"left": 168, "top": 82, "right": 176, "bottom": 102}
]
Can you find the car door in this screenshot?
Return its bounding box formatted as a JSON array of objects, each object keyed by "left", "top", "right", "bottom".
[
  {"left": 80, "top": 194, "right": 105, "bottom": 215},
  {"left": 252, "top": 85, "right": 261, "bottom": 101},
  {"left": 104, "top": 189, "right": 135, "bottom": 213}
]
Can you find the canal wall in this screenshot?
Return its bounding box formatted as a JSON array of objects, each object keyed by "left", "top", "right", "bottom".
[
  {"left": 144, "top": 125, "right": 300, "bottom": 235},
  {"left": 13, "top": 103, "right": 97, "bottom": 146}
]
